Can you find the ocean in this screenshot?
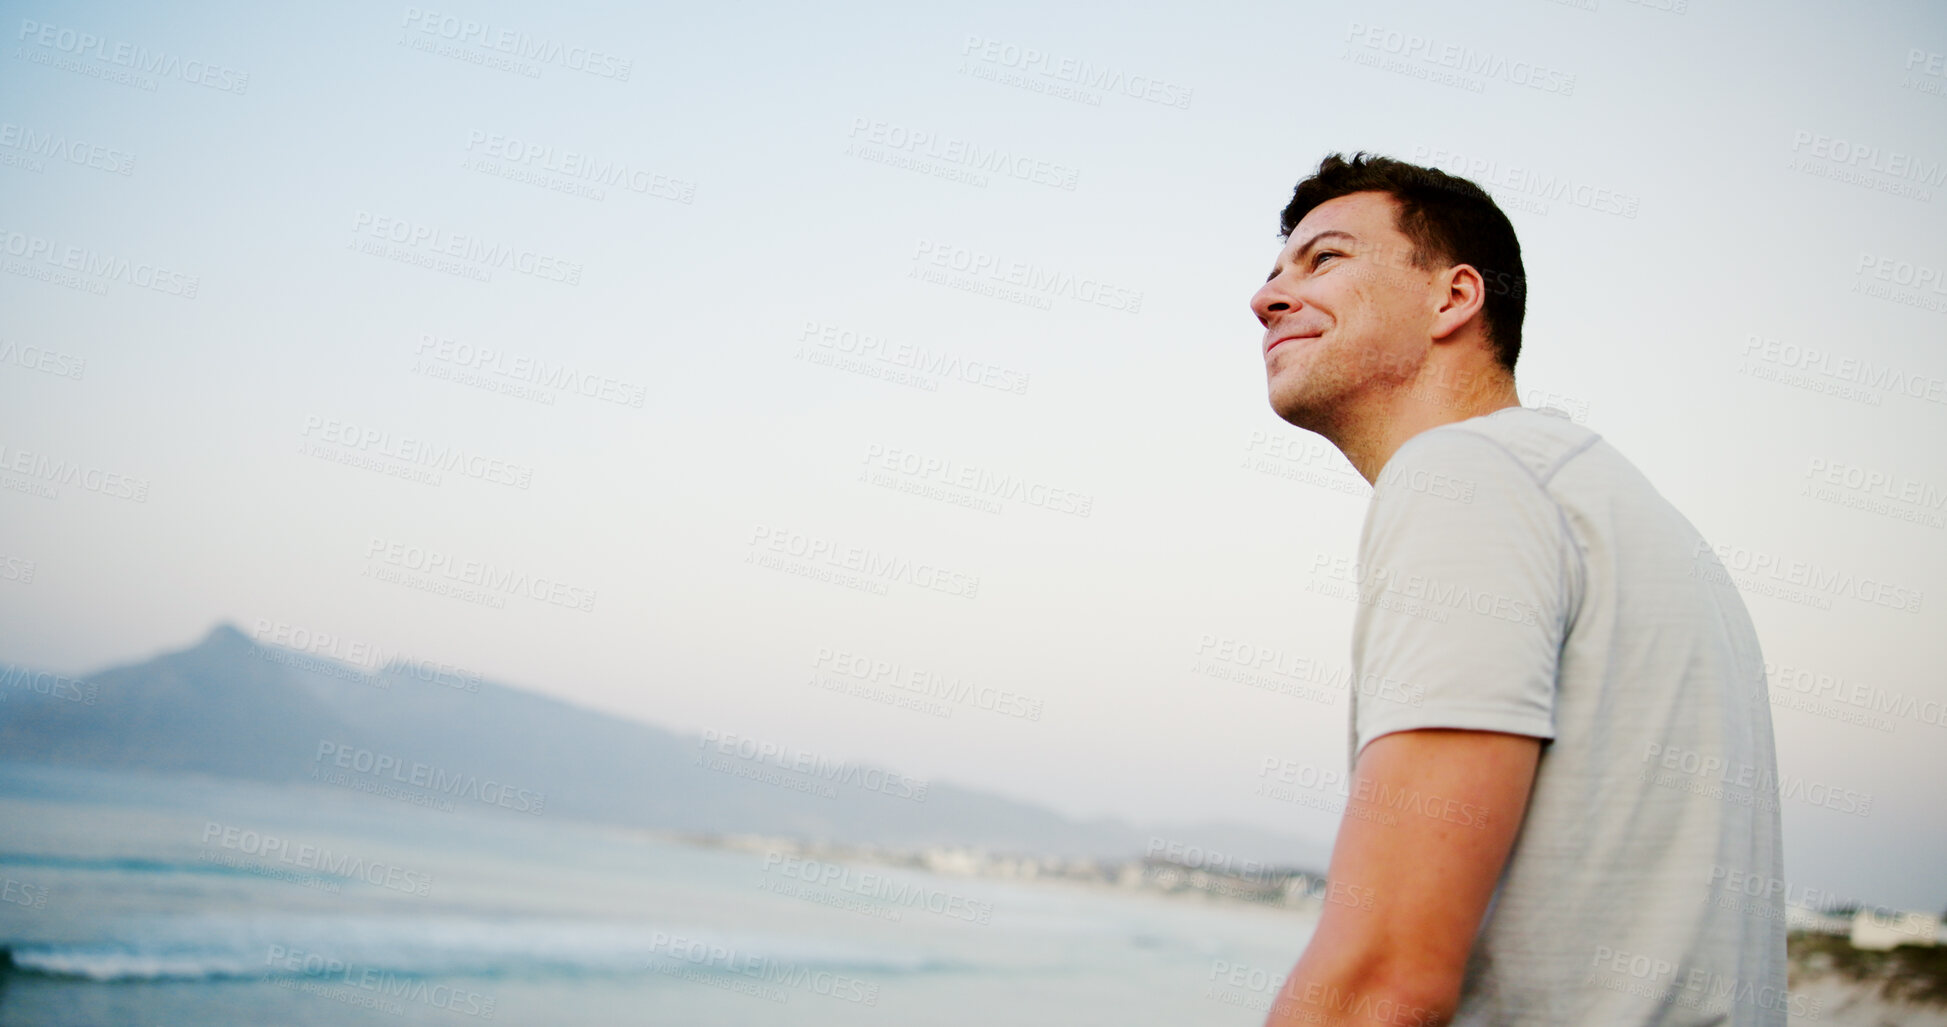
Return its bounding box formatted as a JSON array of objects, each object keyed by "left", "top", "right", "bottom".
[{"left": 0, "top": 762, "right": 1318, "bottom": 1025}]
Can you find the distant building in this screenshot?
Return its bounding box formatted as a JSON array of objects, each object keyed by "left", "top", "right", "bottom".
[
  {"left": 920, "top": 847, "right": 982, "bottom": 876},
  {"left": 1850, "top": 908, "right": 1942, "bottom": 950},
  {"left": 1281, "top": 874, "right": 1321, "bottom": 908},
  {"left": 1785, "top": 906, "right": 1851, "bottom": 936}
]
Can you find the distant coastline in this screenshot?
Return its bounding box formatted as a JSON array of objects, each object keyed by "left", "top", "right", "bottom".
[
  {"left": 686, "top": 833, "right": 1947, "bottom": 1024},
  {"left": 1789, "top": 930, "right": 1947, "bottom": 1008},
  {"left": 691, "top": 832, "right": 1342, "bottom": 913}
]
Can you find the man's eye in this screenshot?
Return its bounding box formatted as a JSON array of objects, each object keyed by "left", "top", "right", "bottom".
[{"left": 1312, "top": 251, "right": 1341, "bottom": 268}]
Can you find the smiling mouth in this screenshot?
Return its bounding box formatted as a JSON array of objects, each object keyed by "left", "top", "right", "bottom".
[{"left": 1266, "top": 333, "right": 1321, "bottom": 356}]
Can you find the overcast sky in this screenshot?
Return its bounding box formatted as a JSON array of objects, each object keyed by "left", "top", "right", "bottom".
[{"left": 3, "top": 0, "right": 1944, "bottom": 910}]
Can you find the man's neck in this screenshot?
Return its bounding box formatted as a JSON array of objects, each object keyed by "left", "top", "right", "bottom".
[{"left": 1332, "top": 366, "right": 1521, "bottom": 485}]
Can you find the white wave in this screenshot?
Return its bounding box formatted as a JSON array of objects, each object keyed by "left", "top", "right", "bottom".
[{"left": 7, "top": 912, "right": 946, "bottom": 982}]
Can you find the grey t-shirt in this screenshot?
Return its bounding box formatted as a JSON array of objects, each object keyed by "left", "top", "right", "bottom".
[{"left": 1346, "top": 406, "right": 1790, "bottom": 1025}]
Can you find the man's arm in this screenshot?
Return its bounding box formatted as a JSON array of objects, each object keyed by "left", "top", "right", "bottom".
[{"left": 1265, "top": 728, "right": 1541, "bottom": 1027}]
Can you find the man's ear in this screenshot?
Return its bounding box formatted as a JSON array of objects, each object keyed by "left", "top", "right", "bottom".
[{"left": 1429, "top": 264, "right": 1486, "bottom": 343}]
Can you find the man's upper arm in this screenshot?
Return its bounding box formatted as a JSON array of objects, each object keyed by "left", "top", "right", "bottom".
[
  {"left": 1350, "top": 428, "right": 1576, "bottom": 760},
  {"left": 1295, "top": 727, "right": 1542, "bottom": 1014},
  {"left": 1269, "top": 428, "right": 1574, "bottom": 1021}
]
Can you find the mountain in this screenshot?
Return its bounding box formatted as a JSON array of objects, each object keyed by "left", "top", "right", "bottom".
[{"left": 0, "top": 624, "right": 1331, "bottom": 867}]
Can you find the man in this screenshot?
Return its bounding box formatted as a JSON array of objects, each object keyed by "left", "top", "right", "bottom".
[{"left": 1249, "top": 153, "right": 1787, "bottom": 1025}]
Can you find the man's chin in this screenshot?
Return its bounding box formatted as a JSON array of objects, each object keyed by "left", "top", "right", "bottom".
[{"left": 1268, "top": 390, "right": 1332, "bottom": 433}]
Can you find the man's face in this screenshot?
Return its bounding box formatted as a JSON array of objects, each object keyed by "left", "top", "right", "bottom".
[{"left": 1250, "top": 190, "right": 1441, "bottom": 432}]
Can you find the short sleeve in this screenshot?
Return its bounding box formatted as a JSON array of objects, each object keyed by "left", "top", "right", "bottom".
[{"left": 1349, "top": 428, "right": 1574, "bottom": 761}]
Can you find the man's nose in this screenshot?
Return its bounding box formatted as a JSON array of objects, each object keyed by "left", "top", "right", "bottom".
[{"left": 1251, "top": 282, "right": 1295, "bottom": 327}]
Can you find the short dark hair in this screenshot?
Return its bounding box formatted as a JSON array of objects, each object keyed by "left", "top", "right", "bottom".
[{"left": 1279, "top": 151, "right": 1527, "bottom": 372}]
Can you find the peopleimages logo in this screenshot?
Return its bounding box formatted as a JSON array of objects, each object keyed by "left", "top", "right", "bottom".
[
  {"left": 202, "top": 821, "right": 434, "bottom": 895},
  {"left": 265, "top": 945, "right": 495, "bottom": 1018},
  {"left": 314, "top": 741, "right": 545, "bottom": 815},
  {"left": 1856, "top": 252, "right": 1947, "bottom": 294},
  {"left": 300, "top": 415, "right": 535, "bottom": 489},
  {"left": 399, "top": 7, "right": 631, "bottom": 80},
  {"left": 1704, "top": 864, "right": 1919, "bottom": 926},
  {"left": 848, "top": 118, "right": 1079, "bottom": 191},
  {"left": 1641, "top": 741, "right": 1873, "bottom": 816},
  {"left": 0, "top": 665, "right": 98, "bottom": 705},
  {"left": 1740, "top": 333, "right": 1947, "bottom": 407},
  {"left": 1309, "top": 552, "right": 1541, "bottom": 627},
  {"left": 1851, "top": 251, "right": 1947, "bottom": 314},
  {"left": 349, "top": 211, "right": 583, "bottom": 285},
  {"left": 1257, "top": 756, "right": 1489, "bottom": 828},
  {"left": 0, "top": 338, "right": 86, "bottom": 379},
  {"left": 0, "top": 122, "right": 135, "bottom": 175},
  {"left": 746, "top": 524, "right": 980, "bottom": 599},
  {"left": 861, "top": 443, "right": 1094, "bottom": 517},
  {"left": 798, "top": 320, "right": 1031, "bottom": 395},
  {"left": 696, "top": 730, "right": 929, "bottom": 801},
  {"left": 646, "top": 931, "right": 879, "bottom": 1006},
  {"left": 759, "top": 852, "right": 995, "bottom": 924},
  {"left": 959, "top": 35, "right": 1193, "bottom": 109},
  {"left": 363, "top": 537, "right": 598, "bottom": 613},
  {"left": 1, "top": 877, "right": 48, "bottom": 909},
  {"left": 462, "top": 130, "right": 692, "bottom": 203},
  {"left": 811, "top": 647, "right": 1044, "bottom": 721},
  {"left": 1762, "top": 659, "right": 1947, "bottom": 731},
  {"left": 0, "top": 441, "right": 150, "bottom": 502},
  {"left": 1342, "top": 22, "right": 1575, "bottom": 95},
  {"left": 1790, "top": 131, "right": 1947, "bottom": 187},
  {"left": 909, "top": 238, "right": 1142, "bottom": 314},
  {"left": 250, "top": 618, "right": 484, "bottom": 692},
  {"left": 0, "top": 227, "right": 200, "bottom": 297},
  {"left": 1411, "top": 145, "right": 1639, "bottom": 218},
  {"left": 1586, "top": 945, "right": 1819, "bottom": 1019},
  {"left": 1692, "top": 539, "right": 1923, "bottom": 614},
  {"left": 15, "top": 19, "right": 251, "bottom": 94}
]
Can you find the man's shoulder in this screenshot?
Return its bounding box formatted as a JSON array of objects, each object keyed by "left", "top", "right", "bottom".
[{"left": 1389, "top": 405, "right": 1603, "bottom": 494}]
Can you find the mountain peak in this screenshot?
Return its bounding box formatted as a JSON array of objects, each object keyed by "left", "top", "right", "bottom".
[
  {"left": 6, "top": 623, "right": 1325, "bottom": 862},
  {"left": 199, "top": 622, "right": 256, "bottom": 651}
]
